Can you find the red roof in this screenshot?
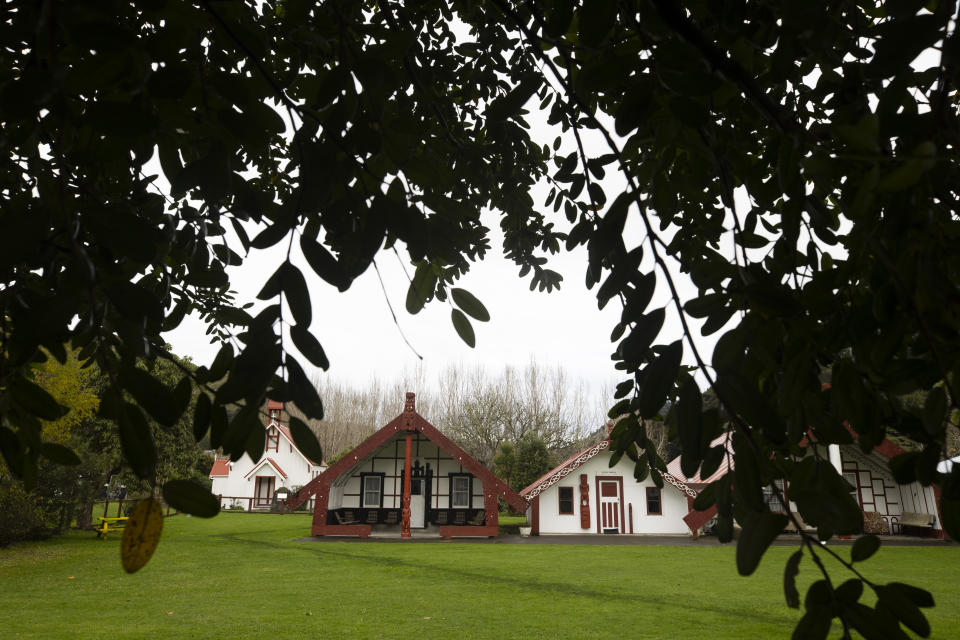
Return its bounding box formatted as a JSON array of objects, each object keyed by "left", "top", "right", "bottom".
[
  {"left": 209, "top": 459, "right": 230, "bottom": 477},
  {"left": 266, "top": 457, "right": 287, "bottom": 479}
]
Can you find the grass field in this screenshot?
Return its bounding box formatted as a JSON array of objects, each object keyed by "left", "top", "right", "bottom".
[{"left": 1, "top": 513, "right": 958, "bottom": 639}]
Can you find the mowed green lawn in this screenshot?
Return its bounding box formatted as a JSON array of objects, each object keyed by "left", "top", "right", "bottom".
[{"left": 2, "top": 513, "right": 958, "bottom": 639}]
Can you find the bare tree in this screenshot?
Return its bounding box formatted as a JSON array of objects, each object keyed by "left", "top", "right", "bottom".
[{"left": 292, "top": 359, "right": 609, "bottom": 468}]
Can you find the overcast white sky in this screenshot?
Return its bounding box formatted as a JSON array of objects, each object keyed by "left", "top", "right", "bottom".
[{"left": 160, "top": 49, "right": 729, "bottom": 414}]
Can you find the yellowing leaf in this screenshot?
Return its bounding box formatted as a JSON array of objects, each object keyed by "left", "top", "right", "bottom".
[{"left": 121, "top": 497, "right": 164, "bottom": 574}]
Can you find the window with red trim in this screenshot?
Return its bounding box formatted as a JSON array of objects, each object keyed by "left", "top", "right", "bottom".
[
  {"left": 266, "top": 427, "right": 279, "bottom": 452},
  {"left": 646, "top": 487, "right": 662, "bottom": 515},
  {"left": 558, "top": 487, "right": 574, "bottom": 514}
]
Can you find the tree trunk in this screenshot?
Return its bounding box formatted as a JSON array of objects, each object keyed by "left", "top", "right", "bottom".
[{"left": 75, "top": 499, "right": 94, "bottom": 530}]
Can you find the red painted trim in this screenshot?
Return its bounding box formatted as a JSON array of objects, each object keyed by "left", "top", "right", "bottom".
[
  {"left": 684, "top": 504, "right": 717, "bottom": 532},
  {"left": 687, "top": 496, "right": 698, "bottom": 540},
  {"left": 311, "top": 524, "right": 371, "bottom": 537},
  {"left": 266, "top": 458, "right": 287, "bottom": 479},
  {"left": 531, "top": 495, "right": 540, "bottom": 535},
  {"left": 485, "top": 493, "right": 499, "bottom": 529},
  {"left": 266, "top": 426, "right": 280, "bottom": 452},
  {"left": 439, "top": 525, "right": 499, "bottom": 538},
  {"left": 401, "top": 432, "right": 412, "bottom": 538}
]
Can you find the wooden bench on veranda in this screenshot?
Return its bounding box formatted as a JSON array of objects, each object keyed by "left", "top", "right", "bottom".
[
  {"left": 95, "top": 516, "right": 129, "bottom": 539},
  {"left": 898, "top": 512, "right": 935, "bottom": 533}
]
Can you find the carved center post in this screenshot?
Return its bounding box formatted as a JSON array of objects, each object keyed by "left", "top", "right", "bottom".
[{"left": 401, "top": 431, "right": 413, "bottom": 537}]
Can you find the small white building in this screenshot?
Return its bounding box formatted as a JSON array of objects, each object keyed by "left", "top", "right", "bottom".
[
  {"left": 521, "top": 439, "right": 698, "bottom": 535},
  {"left": 669, "top": 432, "right": 945, "bottom": 538},
  {"left": 210, "top": 401, "right": 326, "bottom": 510}
]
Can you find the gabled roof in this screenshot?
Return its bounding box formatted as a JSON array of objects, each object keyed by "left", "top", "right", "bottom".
[
  {"left": 289, "top": 393, "right": 526, "bottom": 512},
  {"left": 244, "top": 457, "right": 288, "bottom": 480},
  {"left": 521, "top": 439, "right": 697, "bottom": 501},
  {"left": 210, "top": 459, "right": 230, "bottom": 477},
  {"left": 269, "top": 420, "right": 325, "bottom": 467}
]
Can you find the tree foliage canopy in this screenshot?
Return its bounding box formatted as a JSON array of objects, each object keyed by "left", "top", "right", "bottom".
[{"left": 2, "top": 0, "right": 960, "bottom": 634}]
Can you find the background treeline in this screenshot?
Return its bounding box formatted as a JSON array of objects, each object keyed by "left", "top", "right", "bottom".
[{"left": 0, "top": 351, "right": 210, "bottom": 546}]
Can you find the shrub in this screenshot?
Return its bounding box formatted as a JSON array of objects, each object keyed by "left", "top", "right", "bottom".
[{"left": 0, "top": 483, "right": 48, "bottom": 546}]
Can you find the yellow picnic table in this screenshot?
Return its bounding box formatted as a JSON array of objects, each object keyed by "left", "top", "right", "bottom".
[{"left": 95, "top": 516, "right": 128, "bottom": 539}]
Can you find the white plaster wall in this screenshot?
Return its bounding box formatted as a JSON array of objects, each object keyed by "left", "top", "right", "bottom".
[
  {"left": 212, "top": 427, "right": 325, "bottom": 509},
  {"left": 335, "top": 432, "right": 485, "bottom": 510},
  {"left": 535, "top": 452, "right": 691, "bottom": 535}
]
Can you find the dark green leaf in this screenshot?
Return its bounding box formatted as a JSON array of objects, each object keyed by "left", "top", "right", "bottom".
[
  {"left": 193, "top": 393, "right": 211, "bottom": 442},
  {"left": 286, "top": 357, "right": 324, "bottom": 420},
  {"left": 544, "top": 0, "right": 574, "bottom": 38},
  {"left": 290, "top": 327, "right": 330, "bottom": 370},
  {"left": 119, "top": 402, "right": 157, "bottom": 479},
  {"left": 677, "top": 378, "right": 703, "bottom": 479},
  {"left": 172, "top": 375, "right": 192, "bottom": 421},
  {"left": 122, "top": 367, "right": 179, "bottom": 426},
  {"left": 886, "top": 582, "right": 934, "bottom": 608},
  {"left": 692, "top": 482, "right": 716, "bottom": 511},
  {"left": 250, "top": 221, "right": 291, "bottom": 249},
  {"left": 578, "top": 0, "right": 617, "bottom": 47},
  {"left": 485, "top": 74, "right": 541, "bottom": 121},
  {"left": 10, "top": 376, "right": 67, "bottom": 421},
  {"left": 162, "top": 479, "right": 220, "bottom": 517},
  {"left": 40, "top": 442, "right": 81, "bottom": 466},
  {"left": 301, "top": 235, "right": 347, "bottom": 291},
  {"left": 637, "top": 340, "right": 682, "bottom": 418},
  {"left": 784, "top": 550, "right": 802, "bottom": 609},
  {"left": 288, "top": 416, "right": 324, "bottom": 464},
  {"left": 244, "top": 417, "right": 266, "bottom": 462},
  {"left": 922, "top": 386, "right": 947, "bottom": 435},
  {"left": 451, "top": 288, "right": 490, "bottom": 322},
  {"left": 846, "top": 602, "right": 903, "bottom": 640},
  {"left": 451, "top": 309, "right": 476, "bottom": 348},
  {"left": 835, "top": 579, "right": 864, "bottom": 604},
  {"left": 208, "top": 344, "right": 234, "bottom": 382},
  {"left": 281, "top": 263, "right": 312, "bottom": 327},
  {"left": 851, "top": 535, "right": 881, "bottom": 563},
  {"left": 736, "top": 512, "right": 788, "bottom": 576},
  {"left": 792, "top": 610, "right": 832, "bottom": 640},
  {"left": 0, "top": 426, "right": 23, "bottom": 477},
  {"left": 405, "top": 263, "right": 437, "bottom": 315},
  {"left": 876, "top": 584, "right": 931, "bottom": 637}
]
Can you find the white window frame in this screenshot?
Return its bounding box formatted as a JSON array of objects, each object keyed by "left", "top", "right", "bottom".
[
  {"left": 451, "top": 475, "right": 470, "bottom": 508},
  {"left": 362, "top": 475, "right": 382, "bottom": 508}
]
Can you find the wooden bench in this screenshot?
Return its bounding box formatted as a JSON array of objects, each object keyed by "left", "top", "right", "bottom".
[
  {"left": 95, "top": 516, "right": 128, "bottom": 539},
  {"left": 899, "top": 512, "right": 935, "bottom": 530}
]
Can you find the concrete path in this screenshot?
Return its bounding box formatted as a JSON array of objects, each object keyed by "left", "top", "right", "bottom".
[{"left": 296, "top": 533, "right": 954, "bottom": 547}]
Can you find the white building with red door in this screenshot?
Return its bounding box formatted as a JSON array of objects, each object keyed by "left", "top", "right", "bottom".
[
  {"left": 521, "top": 439, "right": 698, "bottom": 535},
  {"left": 209, "top": 401, "right": 326, "bottom": 510}
]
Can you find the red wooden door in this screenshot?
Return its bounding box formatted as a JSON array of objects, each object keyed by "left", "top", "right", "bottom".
[{"left": 599, "top": 479, "right": 621, "bottom": 533}]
